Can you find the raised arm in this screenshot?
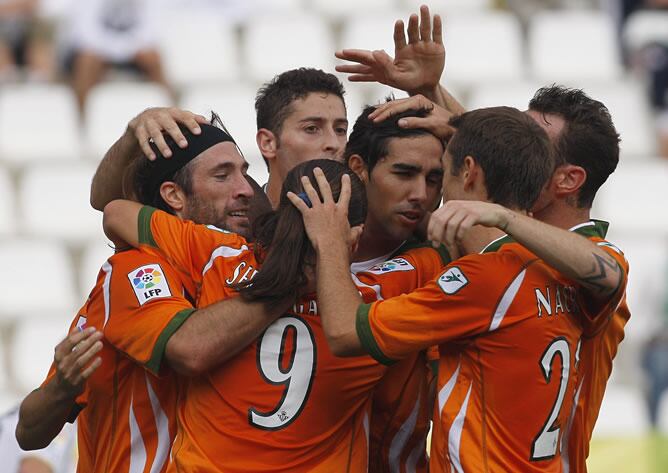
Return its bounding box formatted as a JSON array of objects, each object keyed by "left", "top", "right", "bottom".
[
  {"left": 336, "top": 4, "right": 465, "bottom": 114},
  {"left": 102, "top": 199, "right": 141, "bottom": 247},
  {"left": 427, "top": 201, "right": 623, "bottom": 300},
  {"left": 90, "top": 108, "right": 207, "bottom": 211},
  {"left": 16, "top": 327, "right": 102, "bottom": 450}
]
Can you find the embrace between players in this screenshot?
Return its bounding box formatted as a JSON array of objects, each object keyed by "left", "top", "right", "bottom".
[{"left": 16, "top": 5, "right": 629, "bottom": 473}]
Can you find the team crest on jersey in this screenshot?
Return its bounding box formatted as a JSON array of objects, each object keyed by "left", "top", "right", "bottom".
[
  {"left": 438, "top": 267, "right": 468, "bottom": 295},
  {"left": 206, "top": 224, "right": 231, "bottom": 234},
  {"left": 367, "top": 258, "right": 415, "bottom": 274},
  {"left": 127, "top": 264, "right": 172, "bottom": 305}
]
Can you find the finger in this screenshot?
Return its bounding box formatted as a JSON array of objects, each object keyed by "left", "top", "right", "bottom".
[
  {"left": 335, "top": 64, "right": 373, "bottom": 75},
  {"left": 407, "top": 13, "right": 420, "bottom": 44},
  {"left": 312, "top": 168, "right": 334, "bottom": 205},
  {"left": 369, "top": 98, "right": 417, "bottom": 121},
  {"left": 161, "top": 118, "right": 188, "bottom": 149},
  {"left": 300, "top": 175, "right": 322, "bottom": 207},
  {"left": 456, "top": 214, "right": 478, "bottom": 242},
  {"left": 337, "top": 173, "right": 351, "bottom": 210},
  {"left": 393, "top": 19, "right": 407, "bottom": 50},
  {"left": 346, "top": 74, "right": 379, "bottom": 83},
  {"left": 371, "top": 49, "right": 394, "bottom": 68},
  {"left": 335, "top": 49, "right": 375, "bottom": 65},
  {"left": 287, "top": 191, "right": 311, "bottom": 214},
  {"left": 146, "top": 122, "right": 172, "bottom": 158},
  {"left": 72, "top": 331, "right": 103, "bottom": 357},
  {"left": 397, "top": 116, "right": 434, "bottom": 130},
  {"left": 80, "top": 357, "right": 102, "bottom": 380},
  {"left": 444, "top": 210, "right": 467, "bottom": 250},
  {"left": 134, "top": 125, "right": 156, "bottom": 160},
  {"left": 419, "top": 5, "right": 432, "bottom": 42},
  {"left": 74, "top": 341, "right": 103, "bottom": 371},
  {"left": 427, "top": 206, "right": 453, "bottom": 246},
  {"left": 58, "top": 327, "right": 96, "bottom": 355},
  {"left": 193, "top": 114, "right": 208, "bottom": 126},
  {"left": 433, "top": 14, "right": 443, "bottom": 44}
]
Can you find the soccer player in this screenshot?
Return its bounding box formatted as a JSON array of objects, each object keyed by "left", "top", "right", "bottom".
[
  {"left": 290, "top": 106, "right": 623, "bottom": 472},
  {"left": 16, "top": 120, "right": 284, "bottom": 472},
  {"left": 338, "top": 8, "right": 630, "bottom": 469}
]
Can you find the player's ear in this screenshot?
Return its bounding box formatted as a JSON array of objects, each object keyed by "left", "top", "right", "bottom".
[
  {"left": 257, "top": 128, "right": 278, "bottom": 163},
  {"left": 159, "top": 181, "right": 186, "bottom": 213},
  {"left": 553, "top": 164, "right": 586, "bottom": 199},
  {"left": 461, "top": 155, "right": 478, "bottom": 191},
  {"left": 347, "top": 154, "right": 369, "bottom": 184}
]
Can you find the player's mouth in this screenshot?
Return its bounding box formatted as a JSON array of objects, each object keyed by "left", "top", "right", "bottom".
[
  {"left": 397, "top": 210, "right": 423, "bottom": 226},
  {"left": 228, "top": 209, "right": 249, "bottom": 221}
]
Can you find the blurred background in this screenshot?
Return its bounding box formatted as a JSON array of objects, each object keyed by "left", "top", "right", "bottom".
[{"left": 0, "top": 0, "right": 666, "bottom": 471}]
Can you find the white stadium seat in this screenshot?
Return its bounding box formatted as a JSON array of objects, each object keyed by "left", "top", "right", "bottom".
[
  {"left": 18, "top": 163, "right": 102, "bottom": 244},
  {"left": 10, "top": 315, "right": 74, "bottom": 393},
  {"left": 157, "top": 11, "right": 240, "bottom": 87},
  {"left": 528, "top": 11, "right": 623, "bottom": 83},
  {"left": 400, "top": 0, "right": 494, "bottom": 14},
  {"left": 623, "top": 10, "right": 668, "bottom": 52},
  {"left": 580, "top": 81, "right": 658, "bottom": 158},
  {"left": 439, "top": 12, "right": 524, "bottom": 89},
  {"left": 466, "top": 81, "right": 542, "bottom": 110},
  {"left": 242, "top": 12, "right": 336, "bottom": 83},
  {"left": 593, "top": 160, "right": 668, "bottom": 234},
  {"left": 0, "top": 239, "right": 77, "bottom": 321},
  {"left": 592, "top": 384, "right": 649, "bottom": 437},
  {"left": 339, "top": 11, "right": 406, "bottom": 62},
  {"left": 84, "top": 82, "right": 173, "bottom": 160},
  {"left": 79, "top": 238, "right": 114, "bottom": 300},
  {"left": 0, "top": 167, "right": 14, "bottom": 236},
  {"left": 310, "top": 0, "right": 395, "bottom": 19},
  {"left": 0, "top": 84, "right": 81, "bottom": 165}
]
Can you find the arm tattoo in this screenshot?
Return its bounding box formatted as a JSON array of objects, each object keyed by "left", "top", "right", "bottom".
[{"left": 580, "top": 252, "right": 622, "bottom": 297}]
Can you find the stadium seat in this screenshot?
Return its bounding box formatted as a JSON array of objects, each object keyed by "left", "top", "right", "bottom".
[
  {"left": 623, "top": 10, "right": 668, "bottom": 52},
  {"left": 580, "top": 80, "right": 658, "bottom": 158},
  {"left": 10, "top": 315, "right": 73, "bottom": 393},
  {"left": 84, "top": 82, "right": 173, "bottom": 160},
  {"left": 593, "top": 160, "right": 668, "bottom": 235},
  {"left": 400, "top": 0, "right": 494, "bottom": 13},
  {"left": 179, "top": 83, "right": 260, "bottom": 159},
  {"left": 312, "top": 0, "right": 396, "bottom": 20},
  {"left": 0, "top": 239, "right": 78, "bottom": 321},
  {"left": 79, "top": 238, "right": 114, "bottom": 300},
  {"left": 466, "top": 81, "right": 542, "bottom": 110},
  {"left": 157, "top": 11, "right": 240, "bottom": 87},
  {"left": 528, "top": 11, "right": 623, "bottom": 83},
  {"left": 339, "top": 10, "right": 406, "bottom": 61},
  {"left": 0, "top": 167, "right": 14, "bottom": 236},
  {"left": 438, "top": 12, "right": 524, "bottom": 89},
  {"left": 0, "top": 84, "right": 81, "bottom": 165},
  {"left": 242, "top": 12, "right": 336, "bottom": 83},
  {"left": 18, "top": 163, "right": 102, "bottom": 244},
  {"left": 592, "top": 384, "right": 649, "bottom": 436}
]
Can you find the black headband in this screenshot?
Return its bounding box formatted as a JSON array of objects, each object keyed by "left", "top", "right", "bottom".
[{"left": 143, "top": 123, "right": 237, "bottom": 206}]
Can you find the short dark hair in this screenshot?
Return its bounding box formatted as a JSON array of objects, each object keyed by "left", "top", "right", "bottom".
[
  {"left": 255, "top": 68, "right": 346, "bottom": 135},
  {"left": 447, "top": 106, "right": 554, "bottom": 211},
  {"left": 344, "top": 105, "right": 441, "bottom": 174},
  {"left": 529, "top": 85, "right": 620, "bottom": 208}
]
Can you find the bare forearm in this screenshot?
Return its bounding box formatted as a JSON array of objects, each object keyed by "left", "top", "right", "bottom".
[
  {"left": 504, "top": 212, "right": 622, "bottom": 298},
  {"left": 90, "top": 131, "right": 140, "bottom": 210},
  {"left": 433, "top": 85, "right": 466, "bottom": 116},
  {"left": 166, "top": 297, "right": 289, "bottom": 375},
  {"left": 315, "top": 242, "right": 364, "bottom": 356},
  {"left": 16, "top": 383, "right": 78, "bottom": 450}
]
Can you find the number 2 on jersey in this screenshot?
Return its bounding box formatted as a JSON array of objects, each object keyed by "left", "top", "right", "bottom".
[{"left": 249, "top": 316, "right": 316, "bottom": 430}]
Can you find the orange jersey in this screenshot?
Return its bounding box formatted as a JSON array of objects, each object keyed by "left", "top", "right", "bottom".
[
  {"left": 41, "top": 249, "right": 195, "bottom": 473},
  {"left": 138, "top": 206, "right": 387, "bottom": 472},
  {"left": 354, "top": 241, "right": 450, "bottom": 473},
  {"left": 357, "top": 238, "right": 588, "bottom": 473},
  {"left": 562, "top": 221, "right": 630, "bottom": 472}
]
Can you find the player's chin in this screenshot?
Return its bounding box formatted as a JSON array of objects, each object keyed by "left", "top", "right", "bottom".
[{"left": 227, "top": 218, "right": 251, "bottom": 238}]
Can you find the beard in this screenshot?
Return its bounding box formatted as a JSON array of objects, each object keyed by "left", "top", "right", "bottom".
[{"left": 184, "top": 194, "right": 251, "bottom": 239}]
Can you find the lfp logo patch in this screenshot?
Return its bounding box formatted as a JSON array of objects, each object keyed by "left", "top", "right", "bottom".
[
  {"left": 438, "top": 267, "right": 468, "bottom": 295},
  {"left": 128, "top": 264, "right": 171, "bottom": 305},
  {"left": 367, "top": 258, "right": 415, "bottom": 275}
]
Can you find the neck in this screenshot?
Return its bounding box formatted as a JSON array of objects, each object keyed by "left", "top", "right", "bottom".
[
  {"left": 353, "top": 224, "right": 403, "bottom": 262},
  {"left": 461, "top": 226, "right": 506, "bottom": 255},
  {"left": 265, "top": 174, "right": 283, "bottom": 209},
  {"left": 533, "top": 200, "right": 591, "bottom": 231}
]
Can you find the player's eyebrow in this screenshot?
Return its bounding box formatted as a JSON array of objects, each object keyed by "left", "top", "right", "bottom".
[{"left": 392, "top": 163, "right": 422, "bottom": 172}]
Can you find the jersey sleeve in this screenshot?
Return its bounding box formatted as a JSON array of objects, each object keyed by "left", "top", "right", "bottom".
[
  {"left": 137, "top": 206, "right": 250, "bottom": 285},
  {"left": 102, "top": 251, "right": 196, "bottom": 375},
  {"left": 356, "top": 252, "right": 531, "bottom": 364},
  {"left": 578, "top": 238, "right": 630, "bottom": 336}
]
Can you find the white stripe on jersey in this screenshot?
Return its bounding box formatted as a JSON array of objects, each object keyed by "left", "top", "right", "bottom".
[
  {"left": 448, "top": 383, "right": 472, "bottom": 473},
  {"left": 146, "top": 373, "right": 171, "bottom": 473},
  {"left": 129, "top": 396, "right": 147, "bottom": 473},
  {"left": 102, "top": 260, "right": 112, "bottom": 328},
  {"left": 202, "top": 244, "right": 249, "bottom": 276},
  {"left": 489, "top": 269, "right": 526, "bottom": 332}
]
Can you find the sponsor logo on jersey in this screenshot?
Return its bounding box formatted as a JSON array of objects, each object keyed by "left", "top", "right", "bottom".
[
  {"left": 366, "top": 258, "right": 415, "bottom": 275},
  {"left": 438, "top": 266, "right": 468, "bottom": 295},
  {"left": 128, "top": 264, "right": 172, "bottom": 305},
  {"left": 206, "top": 224, "right": 231, "bottom": 234},
  {"left": 76, "top": 315, "right": 88, "bottom": 331}
]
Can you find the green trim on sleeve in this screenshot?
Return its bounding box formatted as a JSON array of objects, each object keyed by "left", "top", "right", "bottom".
[
  {"left": 355, "top": 303, "right": 396, "bottom": 366},
  {"left": 138, "top": 206, "right": 159, "bottom": 248},
  {"left": 146, "top": 308, "right": 196, "bottom": 375}
]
